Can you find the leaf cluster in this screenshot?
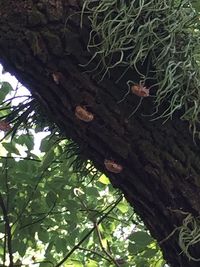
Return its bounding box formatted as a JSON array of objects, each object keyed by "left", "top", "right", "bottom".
[{"left": 0, "top": 133, "right": 165, "bottom": 267}]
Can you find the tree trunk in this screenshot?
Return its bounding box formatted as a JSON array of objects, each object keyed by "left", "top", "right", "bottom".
[{"left": 1, "top": 1, "right": 200, "bottom": 266}]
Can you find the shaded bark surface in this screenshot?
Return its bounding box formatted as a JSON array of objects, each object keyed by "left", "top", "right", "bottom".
[{"left": 1, "top": 1, "right": 200, "bottom": 266}]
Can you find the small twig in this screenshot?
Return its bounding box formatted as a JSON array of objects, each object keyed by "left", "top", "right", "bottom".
[
  {"left": 0, "top": 193, "right": 13, "bottom": 267},
  {"left": 3, "top": 158, "right": 9, "bottom": 266},
  {"left": 30, "top": 208, "right": 69, "bottom": 217},
  {"left": 19, "top": 202, "right": 56, "bottom": 230},
  {"left": 0, "top": 155, "right": 42, "bottom": 162},
  {"left": 3, "top": 231, "right": 6, "bottom": 266},
  {"left": 12, "top": 161, "right": 56, "bottom": 228},
  {"left": 5, "top": 158, "right": 9, "bottom": 213},
  {"left": 1, "top": 95, "right": 30, "bottom": 105},
  {"left": 55, "top": 196, "right": 123, "bottom": 267},
  {"left": 78, "top": 247, "right": 111, "bottom": 263},
  {"left": 0, "top": 156, "right": 63, "bottom": 165},
  {"left": 94, "top": 223, "right": 121, "bottom": 267}
]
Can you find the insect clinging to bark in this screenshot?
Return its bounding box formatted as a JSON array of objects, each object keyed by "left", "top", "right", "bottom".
[
  {"left": 75, "top": 106, "right": 94, "bottom": 122},
  {"left": 131, "top": 83, "right": 150, "bottom": 97},
  {"left": 118, "top": 80, "right": 151, "bottom": 119},
  {"left": 104, "top": 159, "right": 123, "bottom": 174},
  {"left": 118, "top": 80, "right": 150, "bottom": 104}
]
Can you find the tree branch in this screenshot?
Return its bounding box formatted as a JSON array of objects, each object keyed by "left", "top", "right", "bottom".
[
  {"left": 19, "top": 202, "right": 56, "bottom": 230},
  {"left": 0, "top": 193, "right": 13, "bottom": 267},
  {"left": 94, "top": 222, "right": 121, "bottom": 267},
  {"left": 55, "top": 195, "right": 123, "bottom": 267},
  {"left": 78, "top": 247, "right": 111, "bottom": 263}
]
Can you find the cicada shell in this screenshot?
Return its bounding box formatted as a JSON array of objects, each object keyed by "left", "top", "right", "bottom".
[
  {"left": 104, "top": 159, "right": 123, "bottom": 174},
  {"left": 75, "top": 106, "right": 94, "bottom": 122},
  {"left": 0, "top": 121, "right": 11, "bottom": 132},
  {"left": 131, "top": 84, "right": 149, "bottom": 97}
]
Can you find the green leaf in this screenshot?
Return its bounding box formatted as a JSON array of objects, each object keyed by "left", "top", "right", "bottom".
[
  {"left": 98, "top": 174, "right": 110, "bottom": 185},
  {"left": 46, "top": 191, "right": 57, "bottom": 207},
  {"left": 0, "top": 223, "right": 4, "bottom": 233},
  {"left": 39, "top": 136, "right": 52, "bottom": 152},
  {"left": 65, "top": 199, "right": 79, "bottom": 212},
  {"left": 66, "top": 228, "right": 78, "bottom": 247},
  {"left": 134, "top": 257, "right": 149, "bottom": 267},
  {"left": 87, "top": 210, "right": 99, "bottom": 222},
  {"left": 2, "top": 142, "right": 20, "bottom": 155},
  {"left": 11, "top": 223, "right": 18, "bottom": 236},
  {"left": 39, "top": 261, "right": 54, "bottom": 267},
  {"left": 129, "top": 231, "right": 154, "bottom": 248},
  {"left": 192, "top": 0, "right": 200, "bottom": 12},
  {"left": 40, "top": 149, "right": 55, "bottom": 171},
  {"left": 86, "top": 260, "right": 99, "bottom": 267},
  {"left": 55, "top": 237, "right": 66, "bottom": 253},
  {"left": 142, "top": 248, "right": 157, "bottom": 258},
  {"left": 45, "top": 241, "right": 54, "bottom": 256},
  {"left": 18, "top": 241, "right": 27, "bottom": 257},
  {"left": 38, "top": 229, "right": 49, "bottom": 243},
  {"left": 16, "top": 159, "right": 29, "bottom": 173},
  {"left": 0, "top": 244, "right": 4, "bottom": 257},
  {"left": 154, "top": 259, "right": 166, "bottom": 267},
  {"left": 64, "top": 260, "right": 83, "bottom": 267},
  {"left": 0, "top": 81, "right": 13, "bottom": 102},
  {"left": 12, "top": 239, "right": 26, "bottom": 256},
  {"left": 128, "top": 243, "right": 140, "bottom": 254},
  {"left": 78, "top": 229, "right": 90, "bottom": 245},
  {"left": 86, "top": 187, "right": 99, "bottom": 197},
  {"left": 117, "top": 201, "right": 129, "bottom": 213},
  {"left": 16, "top": 134, "right": 34, "bottom": 151}
]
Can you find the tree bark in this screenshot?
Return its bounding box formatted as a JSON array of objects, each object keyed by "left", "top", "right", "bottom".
[{"left": 1, "top": 1, "right": 200, "bottom": 266}]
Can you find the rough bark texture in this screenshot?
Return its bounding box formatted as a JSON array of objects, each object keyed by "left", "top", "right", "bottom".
[{"left": 1, "top": 1, "right": 200, "bottom": 266}]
